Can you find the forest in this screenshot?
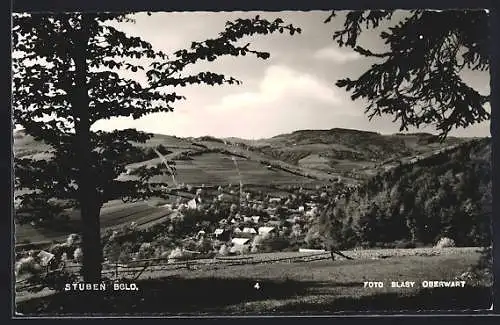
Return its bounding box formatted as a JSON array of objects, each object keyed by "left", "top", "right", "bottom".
[{"left": 322, "top": 138, "right": 492, "bottom": 249}]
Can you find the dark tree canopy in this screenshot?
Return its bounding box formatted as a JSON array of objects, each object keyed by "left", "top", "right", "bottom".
[{"left": 326, "top": 10, "right": 490, "bottom": 137}]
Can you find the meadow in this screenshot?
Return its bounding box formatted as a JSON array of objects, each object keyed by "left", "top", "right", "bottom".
[{"left": 16, "top": 248, "right": 490, "bottom": 314}]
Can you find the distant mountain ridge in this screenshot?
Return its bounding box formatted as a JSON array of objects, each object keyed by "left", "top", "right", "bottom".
[{"left": 13, "top": 128, "right": 485, "bottom": 184}]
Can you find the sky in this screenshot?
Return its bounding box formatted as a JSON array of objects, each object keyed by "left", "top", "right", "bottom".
[{"left": 69, "top": 11, "right": 491, "bottom": 139}]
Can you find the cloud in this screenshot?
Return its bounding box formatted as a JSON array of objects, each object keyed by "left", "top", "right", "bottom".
[
  {"left": 91, "top": 65, "right": 365, "bottom": 139},
  {"left": 184, "top": 65, "right": 363, "bottom": 139},
  {"left": 313, "top": 46, "right": 361, "bottom": 63},
  {"left": 209, "top": 65, "right": 343, "bottom": 113}
]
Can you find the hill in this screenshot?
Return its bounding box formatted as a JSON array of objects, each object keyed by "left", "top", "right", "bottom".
[
  {"left": 14, "top": 128, "right": 477, "bottom": 186},
  {"left": 318, "top": 137, "right": 492, "bottom": 249},
  {"left": 225, "top": 128, "right": 469, "bottom": 180},
  {"left": 13, "top": 128, "right": 489, "bottom": 246}
]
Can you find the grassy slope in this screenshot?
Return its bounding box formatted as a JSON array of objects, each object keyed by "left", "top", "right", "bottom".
[
  {"left": 14, "top": 128, "right": 471, "bottom": 183},
  {"left": 15, "top": 200, "right": 169, "bottom": 245},
  {"left": 226, "top": 128, "right": 470, "bottom": 179},
  {"left": 16, "top": 249, "right": 490, "bottom": 314}
]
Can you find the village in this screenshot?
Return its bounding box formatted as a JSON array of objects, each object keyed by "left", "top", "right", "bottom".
[{"left": 145, "top": 180, "right": 358, "bottom": 259}]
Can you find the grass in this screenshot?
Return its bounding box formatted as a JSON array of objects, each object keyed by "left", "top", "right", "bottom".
[
  {"left": 15, "top": 200, "right": 168, "bottom": 244},
  {"left": 15, "top": 251, "right": 491, "bottom": 315},
  {"left": 139, "top": 152, "right": 316, "bottom": 186}
]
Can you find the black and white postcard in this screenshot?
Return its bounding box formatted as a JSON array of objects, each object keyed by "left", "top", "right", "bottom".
[{"left": 12, "top": 8, "right": 493, "bottom": 316}]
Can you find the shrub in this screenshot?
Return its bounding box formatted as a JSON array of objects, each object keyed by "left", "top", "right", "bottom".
[
  {"left": 73, "top": 248, "right": 83, "bottom": 263},
  {"left": 15, "top": 255, "right": 42, "bottom": 277},
  {"left": 103, "top": 241, "right": 122, "bottom": 263},
  {"left": 196, "top": 238, "right": 213, "bottom": 253},
  {"left": 183, "top": 239, "right": 198, "bottom": 251},
  {"left": 434, "top": 237, "right": 456, "bottom": 248},
  {"left": 304, "top": 230, "right": 324, "bottom": 249},
  {"left": 137, "top": 242, "right": 156, "bottom": 259},
  {"left": 168, "top": 247, "right": 184, "bottom": 260},
  {"left": 218, "top": 244, "right": 230, "bottom": 256},
  {"left": 117, "top": 243, "right": 134, "bottom": 264},
  {"left": 259, "top": 237, "right": 290, "bottom": 253},
  {"left": 231, "top": 245, "right": 250, "bottom": 255}
]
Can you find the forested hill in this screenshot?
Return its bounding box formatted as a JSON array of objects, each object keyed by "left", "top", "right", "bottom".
[{"left": 323, "top": 138, "right": 492, "bottom": 248}]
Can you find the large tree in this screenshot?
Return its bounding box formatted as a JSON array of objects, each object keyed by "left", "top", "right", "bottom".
[
  {"left": 12, "top": 12, "right": 300, "bottom": 282},
  {"left": 325, "top": 9, "right": 490, "bottom": 137}
]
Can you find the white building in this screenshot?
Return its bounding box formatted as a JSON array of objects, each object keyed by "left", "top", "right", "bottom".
[
  {"left": 269, "top": 197, "right": 281, "bottom": 204},
  {"left": 231, "top": 237, "right": 251, "bottom": 246},
  {"left": 258, "top": 226, "right": 276, "bottom": 236}
]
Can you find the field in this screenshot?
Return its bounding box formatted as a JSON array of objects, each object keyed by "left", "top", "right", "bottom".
[
  {"left": 143, "top": 153, "right": 316, "bottom": 186},
  {"left": 15, "top": 248, "right": 491, "bottom": 314},
  {"left": 14, "top": 129, "right": 471, "bottom": 187},
  {"left": 15, "top": 200, "right": 169, "bottom": 246}
]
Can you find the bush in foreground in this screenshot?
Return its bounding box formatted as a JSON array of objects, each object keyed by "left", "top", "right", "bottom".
[{"left": 434, "top": 237, "right": 456, "bottom": 248}]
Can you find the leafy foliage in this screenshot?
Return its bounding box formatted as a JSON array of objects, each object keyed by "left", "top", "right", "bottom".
[{"left": 326, "top": 10, "right": 490, "bottom": 137}]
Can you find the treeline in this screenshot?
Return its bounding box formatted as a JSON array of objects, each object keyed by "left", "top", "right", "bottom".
[{"left": 322, "top": 138, "right": 492, "bottom": 249}]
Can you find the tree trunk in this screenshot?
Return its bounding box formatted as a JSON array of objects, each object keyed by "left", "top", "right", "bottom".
[{"left": 73, "top": 14, "right": 103, "bottom": 283}]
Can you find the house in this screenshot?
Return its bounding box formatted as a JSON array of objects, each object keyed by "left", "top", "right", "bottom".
[
  {"left": 242, "top": 227, "right": 257, "bottom": 234},
  {"left": 298, "top": 206, "right": 305, "bottom": 213},
  {"left": 196, "top": 230, "right": 206, "bottom": 239},
  {"left": 299, "top": 248, "right": 326, "bottom": 253},
  {"left": 266, "top": 207, "right": 277, "bottom": 214},
  {"left": 214, "top": 228, "right": 230, "bottom": 241},
  {"left": 258, "top": 226, "right": 276, "bottom": 236},
  {"left": 251, "top": 216, "right": 260, "bottom": 223},
  {"left": 231, "top": 237, "right": 251, "bottom": 246},
  {"left": 243, "top": 216, "right": 253, "bottom": 223},
  {"left": 187, "top": 198, "right": 197, "bottom": 210},
  {"left": 233, "top": 227, "right": 242, "bottom": 234},
  {"left": 269, "top": 197, "right": 281, "bottom": 204},
  {"left": 305, "top": 208, "right": 318, "bottom": 218},
  {"left": 230, "top": 237, "right": 251, "bottom": 254},
  {"left": 267, "top": 220, "right": 282, "bottom": 227},
  {"left": 37, "top": 250, "right": 55, "bottom": 267}
]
